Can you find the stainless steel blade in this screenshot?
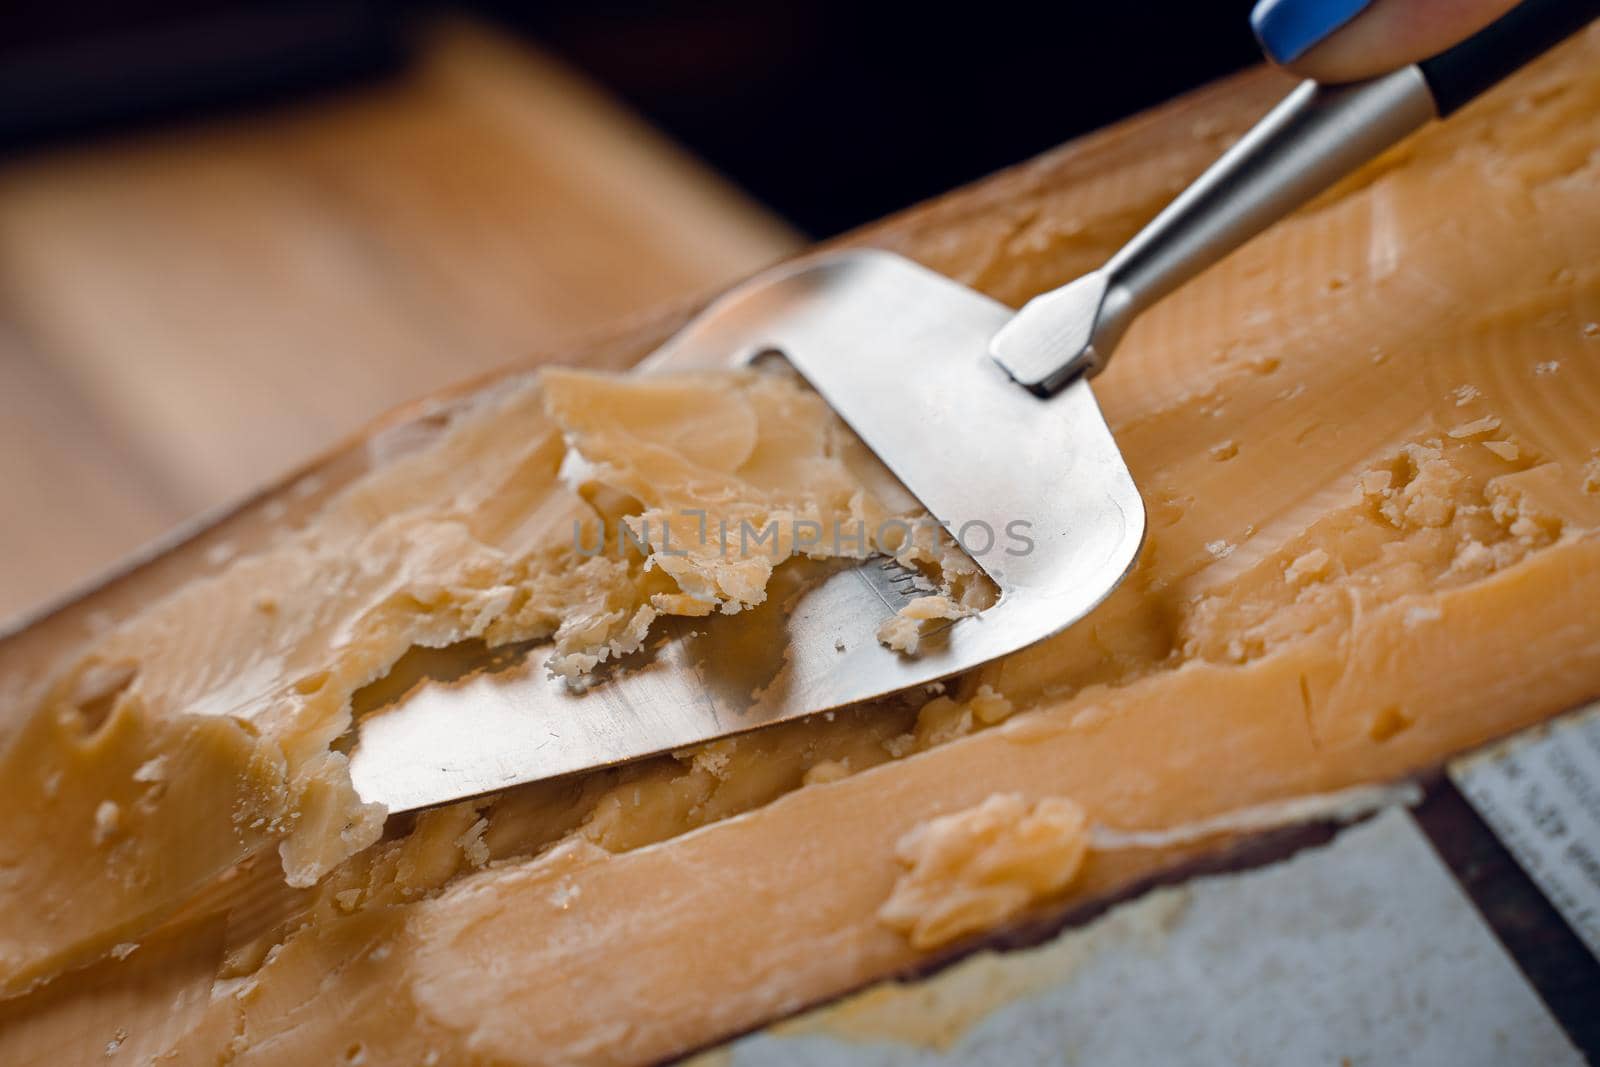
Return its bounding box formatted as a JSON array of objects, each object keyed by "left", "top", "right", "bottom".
[{"left": 349, "top": 250, "right": 1145, "bottom": 814}]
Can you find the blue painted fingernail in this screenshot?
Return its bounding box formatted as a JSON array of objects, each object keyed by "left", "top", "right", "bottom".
[{"left": 1250, "top": 0, "right": 1374, "bottom": 63}]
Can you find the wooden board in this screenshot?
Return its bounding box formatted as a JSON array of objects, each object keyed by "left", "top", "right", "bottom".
[{"left": 0, "top": 18, "right": 800, "bottom": 624}]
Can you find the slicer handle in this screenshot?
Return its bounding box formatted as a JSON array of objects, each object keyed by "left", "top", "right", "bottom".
[
  {"left": 1000, "top": 0, "right": 1595, "bottom": 393},
  {"left": 1420, "top": 0, "right": 1599, "bottom": 116},
  {"left": 1102, "top": 0, "right": 1598, "bottom": 356}
]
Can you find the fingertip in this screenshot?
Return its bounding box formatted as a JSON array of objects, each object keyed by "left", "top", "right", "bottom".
[
  {"left": 1251, "top": 0, "right": 1376, "bottom": 64},
  {"left": 1269, "top": 0, "right": 1525, "bottom": 83}
]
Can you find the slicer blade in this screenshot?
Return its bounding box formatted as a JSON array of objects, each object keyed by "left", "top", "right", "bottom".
[{"left": 349, "top": 250, "right": 1145, "bottom": 814}]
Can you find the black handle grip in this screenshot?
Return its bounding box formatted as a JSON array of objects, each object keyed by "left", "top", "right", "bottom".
[{"left": 1419, "top": 0, "right": 1599, "bottom": 117}]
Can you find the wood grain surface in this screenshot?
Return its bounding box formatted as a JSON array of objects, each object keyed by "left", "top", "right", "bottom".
[{"left": 0, "top": 19, "right": 800, "bottom": 625}]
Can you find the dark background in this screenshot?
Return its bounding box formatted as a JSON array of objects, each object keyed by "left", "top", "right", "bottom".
[{"left": 0, "top": 1, "right": 1262, "bottom": 238}]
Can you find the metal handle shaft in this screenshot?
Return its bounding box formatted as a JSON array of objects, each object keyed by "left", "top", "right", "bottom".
[
  {"left": 1096, "top": 67, "right": 1437, "bottom": 359},
  {"left": 990, "top": 67, "right": 1436, "bottom": 395}
]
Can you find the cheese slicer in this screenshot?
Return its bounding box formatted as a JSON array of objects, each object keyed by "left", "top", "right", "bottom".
[{"left": 349, "top": 0, "right": 1595, "bottom": 814}]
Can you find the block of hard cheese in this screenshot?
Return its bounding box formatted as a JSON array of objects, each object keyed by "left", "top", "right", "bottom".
[{"left": 2, "top": 29, "right": 1600, "bottom": 1066}]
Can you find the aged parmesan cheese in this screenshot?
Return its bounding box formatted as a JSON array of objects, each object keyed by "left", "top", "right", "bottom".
[{"left": 2, "top": 30, "right": 1599, "bottom": 1066}]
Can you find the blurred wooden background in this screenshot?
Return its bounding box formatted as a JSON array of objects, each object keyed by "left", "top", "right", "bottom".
[{"left": 0, "top": 19, "right": 800, "bottom": 626}]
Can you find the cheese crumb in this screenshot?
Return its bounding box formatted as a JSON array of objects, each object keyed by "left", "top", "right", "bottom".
[
  {"left": 455, "top": 818, "right": 491, "bottom": 869},
  {"left": 1358, "top": 469, "right": 1392, "bottom": 496},
  {"left": 92, "top": 801, "right": 121, "bottom": 847},
  {"left": 908, "top": 685, "right": 1016, "bottom": 751},
  {"left": 648, "top": 592, "right": 716, "bottom": 617},
  {"left": 968, "top": 685, "right": 1015, "bottom": 726},
  {"left": 1482, "top": 440, "right": 1520, "bottom": 461},
  {"left": 1284, "top": 548, "right": 1330, "bottom": 585},
  {"left": 1446, "top": 415, "right": 1501, "bottom": 439},
  {"left": 105, "top": 1027, "right": 128, "bottom": 1055},
  {"left": 132, "top": 756, "right": 168, "bottom": 783},
  {"left": 802, "top": 760, "right": 851, "bottom": 786},
  {"left": 883, "top": 733, "right": 916, "bottom": 759},
  {"left": 878, "top": 794, "right": 1089, "bottom": 950},
  {"left": 1451, "top": 539, "right": 1497, "bottom": 576},
  {"left": 1583, "top": 454, "right": 1600, "bottom": 495},
  {"left": 877, "top": 595, "right": 971, "bottom": 654}
]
